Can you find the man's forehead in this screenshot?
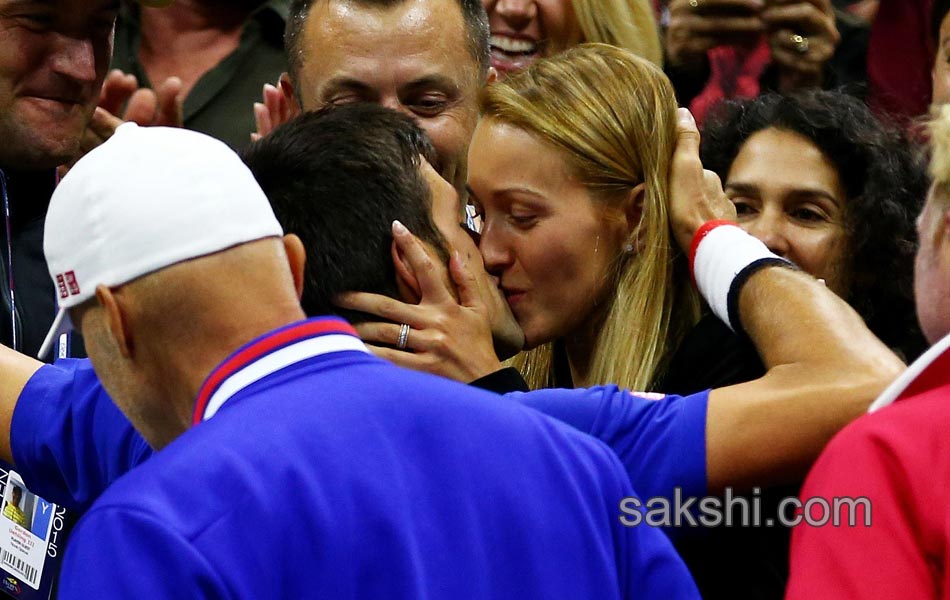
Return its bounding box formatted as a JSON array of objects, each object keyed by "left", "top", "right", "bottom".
[
  {"left": 301, "top": 0, "right": 476, "bottom": 82},
  {"left": 315, "top": 0, "right": 464, "bottom": 32}
]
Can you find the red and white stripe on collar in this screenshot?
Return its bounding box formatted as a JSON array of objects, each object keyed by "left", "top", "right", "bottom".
[{"left": 192, "top": 318, "right": 369, "bottom": 425}]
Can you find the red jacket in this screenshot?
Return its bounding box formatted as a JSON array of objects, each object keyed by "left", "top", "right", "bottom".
[{"left": 787, "top": 333, "right": 950, "bottom": 599}]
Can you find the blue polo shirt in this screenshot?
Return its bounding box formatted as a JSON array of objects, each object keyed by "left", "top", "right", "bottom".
[
  {"left": 12, "top": 362, "right": 709, "bottom": 517},
  {"left": 12, "top": 318, "right": 701, "bottom": 599}
]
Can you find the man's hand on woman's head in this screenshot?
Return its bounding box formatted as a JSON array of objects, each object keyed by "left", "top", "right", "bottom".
[{"left": 668, "top": 108, "right": 737, "bottom": 252}]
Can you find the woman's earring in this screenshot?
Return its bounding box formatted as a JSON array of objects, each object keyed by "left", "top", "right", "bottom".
[{"left": 623, "top": 243, "right": 635, "bottom": 254}]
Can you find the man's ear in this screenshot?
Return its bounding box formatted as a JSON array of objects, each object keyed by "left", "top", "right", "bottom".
[
  {"left": 95, "top": 285, "right": 133, "bottom": 360},
  {"left": 283, "top": 234, "right": 306, "bottom": 300},
  {"left": 279, "top": 72, "right": 302, "bottom": 113},
  {"left": 622, "top": 183, "right": 647, "bottom": 252},
  {"left": 391, "top": 239, "right": 422, "bottom": 303}
]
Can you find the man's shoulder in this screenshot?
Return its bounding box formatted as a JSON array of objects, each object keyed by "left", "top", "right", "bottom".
[
  {"left": 85, "top": 365, "right": 634, "bottom": 555},
  {"left": 263, "top": 350, "right": 515, "bottom": 409},
  {"left": 105, "top": 357, "right": 631, "bottom": 518},
  {"left": 78, "top": 422, "right": 299, "bottom": 558},
  {"left": 814, "top": 383, "right": 950, "bottom": 486},
  {"left": 270, "top": 351, "right": 567, "bottom": 421},
  {"left": 325, "top": 358, "right": 627, "bottom": 460},
  {"left": 845, "top": 384, "right": 950, "bottom": 443}
]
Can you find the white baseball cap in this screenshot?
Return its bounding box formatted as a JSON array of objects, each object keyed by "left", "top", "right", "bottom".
[{"left": 39, "top": 123, "right": 283, "bottom": 359}]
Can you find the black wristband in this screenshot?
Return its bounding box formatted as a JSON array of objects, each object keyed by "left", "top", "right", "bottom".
[{"left": 726, "top": 257, "right": 797, "bottom": 336}]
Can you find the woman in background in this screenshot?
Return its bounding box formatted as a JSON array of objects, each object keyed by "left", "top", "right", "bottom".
[
  {"left": 349, "top": 44, "right": 907, "bottom": 597},
  {"left": 483, "top": 0, "right": 663, "bottom": 77},
  {"left": 466, "top": 46, "right": 905, "bottom": 600},
  {"left": 702, "top": 90, "right": 928, "bottom": 360}
]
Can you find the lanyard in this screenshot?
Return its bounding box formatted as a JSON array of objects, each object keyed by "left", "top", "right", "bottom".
[
  {"left": 51, "top": 170, "right": 69, "bottom": 359},
  {"left": 0, "top": 170, "right": 20, "bottom": 352},
  {"left": 0, "top": 169, "right": 69, "bottom": 358}
]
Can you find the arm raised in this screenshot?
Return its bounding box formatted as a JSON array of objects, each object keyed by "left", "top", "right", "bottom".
[{"left": 669, "top": 108, "right": 904, "bottom": 492}]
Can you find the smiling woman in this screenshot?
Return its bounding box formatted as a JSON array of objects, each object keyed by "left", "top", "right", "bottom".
[
  {"left": 482, "top": 0, "right": 662, "bottom": 77},
  {"left": 702, "top": 90, "right": 929, "bottom": 360}
]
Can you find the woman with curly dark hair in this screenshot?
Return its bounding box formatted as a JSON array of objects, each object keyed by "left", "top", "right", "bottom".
[
  {"left": 702, "top": 89, "right": 928, "bottom": 361},
  {"left": 670, "top": 90, "right": 928, "bottom": 600}
]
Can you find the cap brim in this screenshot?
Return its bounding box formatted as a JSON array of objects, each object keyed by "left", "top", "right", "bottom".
[{"left": 37, "top": 309, "right": 73, "bottom": 360}]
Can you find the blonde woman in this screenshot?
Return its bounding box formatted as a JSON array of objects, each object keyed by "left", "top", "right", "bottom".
[
  {"left": 483, "top": 0, "right": 662, "bottom": 77},
  {"left": 466, "top": 43, "right": 882, "bottom": 600},
  {"left": 342, "top": 45, "right": 903, "bottom": 598},
  {"left": 345, "top": 43, "right": 898, "bottom": 445},
  {"left": 472, "top": 42, "right": 696, "bottom": 391}
]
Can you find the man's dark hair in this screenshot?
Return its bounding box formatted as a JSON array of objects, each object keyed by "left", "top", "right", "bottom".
[
  {"left": 240, "top": 103, "right": 449, "bottom": 323},
  {"left": 702, "top": 90, "right": 929, "bottom": 360},
  {"left": 284, "top": 0, "right": 490, "bottom": 83}
]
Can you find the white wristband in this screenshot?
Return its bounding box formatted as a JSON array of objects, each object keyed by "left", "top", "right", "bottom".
[{"left": 690, "top": 223, "right": 791, "bottom": 332}]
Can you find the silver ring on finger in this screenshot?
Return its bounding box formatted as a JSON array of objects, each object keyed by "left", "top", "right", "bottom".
[
  {"left": 396, "top": 323, "right": 411, "bottom": 350},
  {"left": 688, "top": 0, "right": 700, "bottom": 8},
  {"left": 791, "top": 34, "right": 810, "bottom": 54}
]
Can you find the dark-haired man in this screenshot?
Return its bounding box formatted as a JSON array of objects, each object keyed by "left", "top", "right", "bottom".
[
  {"left": 242, "top": 104, "right": 451, "bottom": 323},
  {"left": 280, "top": 0, "right": 489, "bottom": 195},
  {"left": 259, "top": 0, "right": 527, "bottom": 357},
  {"left": 0, "top": 0, "right": 191, "bottom": 363},
  {"left": 22, "top": 107, "right": 701, "bottom": 599},
  {"left": 3, "top": 102, "right": 901, "bottom": 528},
  {"left": 0, "top": 0, "right": 124, "bottom": 359}
]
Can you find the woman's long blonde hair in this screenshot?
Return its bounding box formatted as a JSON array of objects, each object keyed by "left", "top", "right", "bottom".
[
  {"left": 480, "top": 43, "right": 700, "bottom": 391},
  {"left": 573, "top": 0, "right": 662, "bottom": 67}
]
